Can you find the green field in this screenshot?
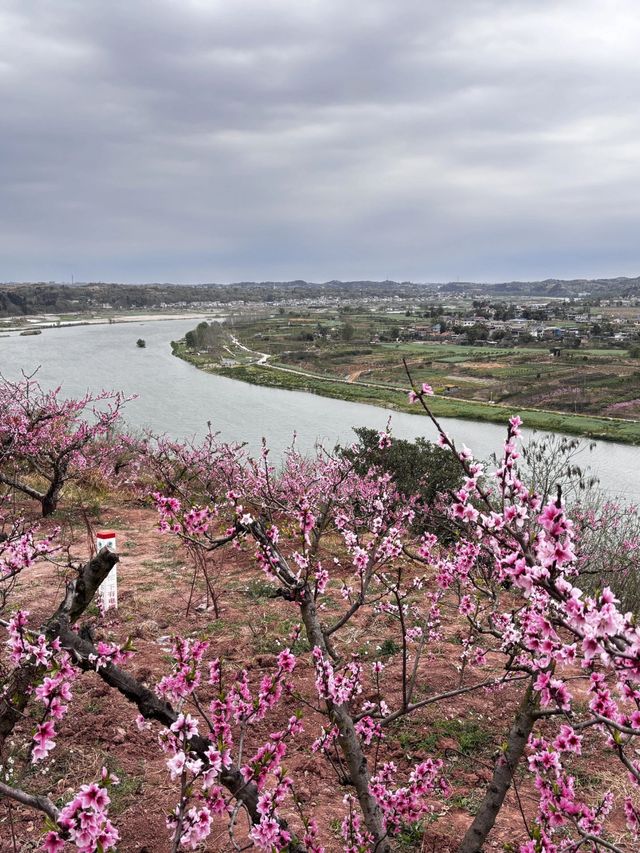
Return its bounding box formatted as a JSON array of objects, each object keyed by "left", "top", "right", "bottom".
[
  {"left": 172, "top": 311, "right": 640, "bottom": 444},
  {"left": 174, "top": 344, "right": 640, "bottom": 444}
]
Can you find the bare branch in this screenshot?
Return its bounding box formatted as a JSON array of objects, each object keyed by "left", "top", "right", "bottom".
[{"left": 0, "top": 779, "right": 59, "bottom": 823}]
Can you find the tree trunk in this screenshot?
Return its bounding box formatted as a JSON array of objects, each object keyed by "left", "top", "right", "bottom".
[
  {"left": 300, "top": 592, "right": 390, "bottom": 853},
  {"left": 41, "top": 491, "right": 58, "bottom": 517},
  {"left": 0, "top": 548, "right": 118, "bottom": 750},
  {"left": 41, "top": 475, "right": 63, "bottom": 517},
  {"left": 458, "top": 682, "right": 538, "bottom": 853},
  {"left": 248, "top": 520, "right": 389, "bottom": 851}
]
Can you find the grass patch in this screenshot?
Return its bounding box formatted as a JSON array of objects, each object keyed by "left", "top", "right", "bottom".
[
  {"left": 449, "top": 790, "right": 485, "bottom": 815},
  {"left": 396, "top": 820, "right": 427, "bottom": 850},
  {"left": 378, "top": 638, "right": 400, "bottom": 658},
  {"left": 101, "top": 755, "right": 145, "bottom": 815},
  {"left": 397, "top": 717, "right": 493, "bottom": 757},
  {"left": 242, "top": 578, "right": 277, "bottom": 601}
]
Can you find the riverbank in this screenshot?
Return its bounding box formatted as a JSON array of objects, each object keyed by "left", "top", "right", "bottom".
[
  {"left": 0, "top": 310, "right": 223, "bottom": 333},
  {"left": 2, "top": 317, "right": 638, "bottom": 497},
  {"left": 174, "top": 344, "right": 640, "bottom": 445}
]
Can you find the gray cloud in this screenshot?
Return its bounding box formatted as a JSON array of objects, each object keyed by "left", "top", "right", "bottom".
[{"left": 1, "top": 0, "right": 640, "bottom": 282}]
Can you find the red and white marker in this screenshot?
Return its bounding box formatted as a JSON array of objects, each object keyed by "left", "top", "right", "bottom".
[{"left": 96, "top": 530, "right": 118, "bottom": 611}]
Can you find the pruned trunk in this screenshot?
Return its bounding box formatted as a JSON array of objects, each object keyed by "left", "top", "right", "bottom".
[
  {"left": 50, "top": 545, "right": 119, "bottom": 625},
  {"left": 0, "top": 548, "right": 118, "bottom": 750},
  {"left": 458, "top": 682, "right": 538, "bottom": 853}
]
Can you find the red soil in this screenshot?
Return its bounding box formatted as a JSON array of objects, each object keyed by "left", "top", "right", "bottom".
[{"left": 2, "top": 500, "right": 634, "bottom": 852}]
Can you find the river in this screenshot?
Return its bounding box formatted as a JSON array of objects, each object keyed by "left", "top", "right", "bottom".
[{"left": 0, "top": 318, "right": 638, "bottom": 500}]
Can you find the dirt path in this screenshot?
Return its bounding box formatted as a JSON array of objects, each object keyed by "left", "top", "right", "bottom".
[
  {"left": 446, "top": 374, "right": 496, "bottom": 385},
  {"left": 220, "top": 339, "right": 637, "bottom": 428}
]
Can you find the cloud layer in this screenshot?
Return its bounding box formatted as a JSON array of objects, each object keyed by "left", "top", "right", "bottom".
[{"left": 2, "top": 0, "right": 640, "bottom": 283}]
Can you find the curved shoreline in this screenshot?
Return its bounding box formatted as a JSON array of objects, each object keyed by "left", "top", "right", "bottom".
[
  {"left": 172, "top": 344, "right": 640, "bottom": 446},
  {"left": 0, "top": 310, "right": 222, "bottom": 334}
]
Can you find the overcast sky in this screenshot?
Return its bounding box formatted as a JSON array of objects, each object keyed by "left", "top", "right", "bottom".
[{"left": 2, "top": 0, "right": 640, "bottom": 284}]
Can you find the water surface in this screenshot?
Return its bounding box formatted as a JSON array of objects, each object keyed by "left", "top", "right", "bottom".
[{"left": 0, "top": 319, "right": 638, "bottom": 500}]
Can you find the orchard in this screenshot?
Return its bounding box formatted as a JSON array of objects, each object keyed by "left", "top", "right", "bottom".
[{"left": 1, "top": 375, "right": 640, "bottom": 852}]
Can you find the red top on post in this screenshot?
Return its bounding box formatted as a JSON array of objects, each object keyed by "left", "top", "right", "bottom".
[{"left": 97, "top": 531, "right": 117, "bottom": 539}]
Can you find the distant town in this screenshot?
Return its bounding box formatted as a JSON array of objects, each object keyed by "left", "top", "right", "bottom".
[{"left": 3, "top": 278, "right": 640, "bottom": 351}]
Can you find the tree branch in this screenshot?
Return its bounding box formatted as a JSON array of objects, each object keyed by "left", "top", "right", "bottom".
[
  {"left": 49, "top": 619, "right": 267, "bottom": 829},
  {"left": 0, "top": 471, "right": 45, "bottom": 502},
  {"left": 0, "top": 779, "right": 59, "bottom": 822},
  {"left": 373, "top": 675, "right": 528, "bottom": 727}
]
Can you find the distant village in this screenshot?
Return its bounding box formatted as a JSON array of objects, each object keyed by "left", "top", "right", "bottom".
[
  {"left": 2, "top": 280, "right": 640, "bottom": 352},
  {"left": 249, "top": 293, "right": 640, "bottom": 351},
  {"left": 375, "top": 295, "right": 640, "bottom": 349}
]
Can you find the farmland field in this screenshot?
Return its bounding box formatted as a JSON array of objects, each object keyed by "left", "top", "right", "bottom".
[{"left": 174, "top": 310, "right": 640, "bottom": 443}]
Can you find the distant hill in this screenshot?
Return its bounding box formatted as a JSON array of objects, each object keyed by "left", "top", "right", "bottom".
[
  {"left": 0, "top": 281, "right": 426, "bottom": 316},
  {"left": 440, "top": 276, "right": 640, "bottom": 297},
  {"left": 1, "top": 276, "right": 639, "bottom": 316}
]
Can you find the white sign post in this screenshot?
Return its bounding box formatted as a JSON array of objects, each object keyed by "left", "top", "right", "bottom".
[{"left": 96, "top": 530, "right": 118, "bottom": 611}]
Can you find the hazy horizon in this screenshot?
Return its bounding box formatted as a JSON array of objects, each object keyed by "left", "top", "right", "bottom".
[{"left": 4, "top": 273, "right": 640, "bottom": 288}]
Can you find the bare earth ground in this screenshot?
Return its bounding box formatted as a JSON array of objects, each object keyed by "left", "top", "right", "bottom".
[{"left": 3, "top": 499, "right": 635, "bottom": 852}]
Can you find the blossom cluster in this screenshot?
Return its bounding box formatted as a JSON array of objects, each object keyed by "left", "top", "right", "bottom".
[
  {"left": 6, "top": 610, "right": 77, "bottom": 763},
  {"left": 42, "top": 768, "right": 120, "bottom": 853},
  {"left": 155, "top": 639, "right": 301, "bottom": 850},
  {"left": 434, "top": 411, "right": 640, "bottom": 845},
  {"left": 369, "top": 759, "right": 449, "bottom": 835}
]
